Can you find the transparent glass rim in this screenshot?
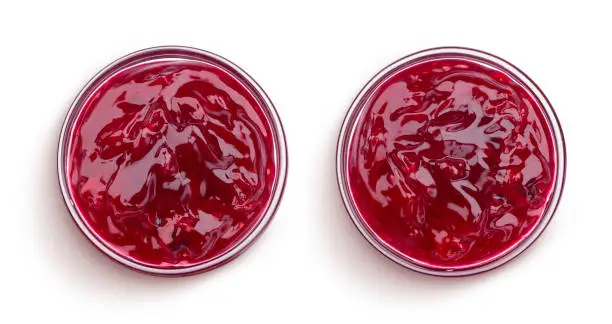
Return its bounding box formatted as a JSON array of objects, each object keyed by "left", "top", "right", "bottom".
[
  {"left": 58, "top": 46, "right": 288, "bottom": 276},
  {"left": 336, "top": 47, "right": 566, "bottom": 277}
]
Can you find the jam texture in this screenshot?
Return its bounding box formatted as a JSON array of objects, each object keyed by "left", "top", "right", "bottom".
[
  {"left": 348, "top": 57, "right": 556, "bottom": 268},
  {"left": 68, "top": 59, "right": 276, "bottom": 268}
]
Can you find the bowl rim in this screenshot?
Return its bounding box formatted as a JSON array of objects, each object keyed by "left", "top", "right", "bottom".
[
  {"left": 58, "top": 45, "right": 288, "bottom": 276},
  {"left": 336, "top": 46, "right": 566, "bottom": 277}
]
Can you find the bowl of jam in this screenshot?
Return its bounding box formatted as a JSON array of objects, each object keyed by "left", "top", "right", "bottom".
[
  {"left": 337, "top": 47, "right": 565, "bottom": 276},
  {"left": 58, "top": 46, "right": 287, "bottom": 275}
]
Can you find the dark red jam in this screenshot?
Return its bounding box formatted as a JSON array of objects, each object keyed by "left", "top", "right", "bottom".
[
  {"left": 347, "top": 57, "right": 557, "bottom": 269},
  {"left": 67, "top": 58, "right": 277, "bottom": 269}
]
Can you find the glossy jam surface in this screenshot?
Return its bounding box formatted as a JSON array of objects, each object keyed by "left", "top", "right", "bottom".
[
  {"left": 68, "top": 59, "right": 276, "bottom": 268},
  {"left": 348, "top": 57, "right": 556, "bottom": 268}
]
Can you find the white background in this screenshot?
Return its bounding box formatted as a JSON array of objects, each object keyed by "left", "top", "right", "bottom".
[{"left": 1, "top": 0, "right": 609, "bottom": 323}]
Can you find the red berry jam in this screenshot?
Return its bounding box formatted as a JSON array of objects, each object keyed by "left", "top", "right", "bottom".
[
  {"left": 60, "top": 48, "right": 286, "bottom": 274},
  {"left": 339, "top": 48, "right": 564, "bottom": 274}
]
